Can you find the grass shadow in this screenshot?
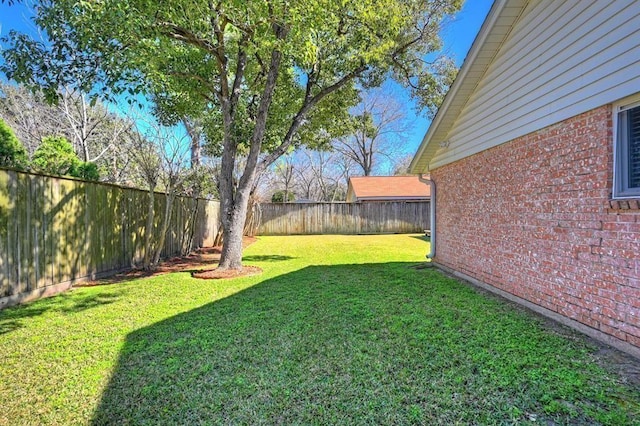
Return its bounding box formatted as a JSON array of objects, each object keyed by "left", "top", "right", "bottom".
[
  {"left": 242, "top": 254, "right": 296, "bottom": 262},
  {"left": 91, "top": 262, "right": 639, "bottom": 425},
  {"left": 0, "top": 290, "right": 123, "bottom": 336},
  {"left": 409, "top": 234, "right": 430, "bottom": 243}
]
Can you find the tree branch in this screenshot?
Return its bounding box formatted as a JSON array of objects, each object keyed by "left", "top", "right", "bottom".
[
  {"left": 229, "top": 33, "right": 249, "bottom": 119},
  {"left": 157, "top": 21, "right": 219, "bottom": 58},
  {"left": 167, "top": 71, "right": 218, "bottom": 102},
  {"left": 259, "top": 63, "right": 367, "bottom": 170},
  {"left": 238, "top": 21, "right": 289, "bottom": 192}
]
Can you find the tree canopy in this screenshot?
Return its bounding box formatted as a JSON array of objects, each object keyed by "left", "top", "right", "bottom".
[
  {"left": 0, "top": 118, "right": 28, "bottom": 169},
  {"left": 30, "top": 135, "right": 99, "bottom": 179},
  {"left": 1, "top": 0, "right": 462, "bottom": 268}
]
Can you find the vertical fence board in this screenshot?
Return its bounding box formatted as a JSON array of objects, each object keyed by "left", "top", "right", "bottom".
[{"left": 32, "top": 174, "right": 45, "bottom": 289}]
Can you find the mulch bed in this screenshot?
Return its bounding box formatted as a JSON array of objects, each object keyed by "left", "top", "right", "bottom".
[
  {"left": 78, "top": 236, "right": 260, "bottom": 285},
  {"left": 191, "top": 265, "right": 263, "bottom": 280}
]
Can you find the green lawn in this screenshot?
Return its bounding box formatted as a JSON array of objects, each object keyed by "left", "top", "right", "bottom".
[{"left": 0, "top": 234, "right": 638, "bottom": 425}]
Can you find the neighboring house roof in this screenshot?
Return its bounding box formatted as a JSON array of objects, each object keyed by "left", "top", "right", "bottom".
[
  {"left": 346, "top": 176, "right": 430, "bottom": 202},
  {"left": 410, "top": 0, "right": 640, "bottom": 173}
]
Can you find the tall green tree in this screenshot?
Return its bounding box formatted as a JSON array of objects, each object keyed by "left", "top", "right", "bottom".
[
  {"left": 0, "top": 118, "right": 28, "bottom": 169},
  {"left": 1, "top": 0, "right": 461, "bottom": 270},
  {"left": 31, "top": 135, "right": 100, "bottom": 180},
  {"left": 271, "top": 190, "right": 295, "bottom": 203},
  {"left": 31, "top": 135, "right": 78, "bottom": 175}
]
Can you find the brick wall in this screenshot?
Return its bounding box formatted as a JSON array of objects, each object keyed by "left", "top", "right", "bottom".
[{"left": 431, "top": 105, "right": 640, "bottom": 349}]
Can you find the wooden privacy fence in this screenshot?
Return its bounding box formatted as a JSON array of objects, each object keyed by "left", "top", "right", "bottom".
[
  {"left": 0, "top": 169, "right": 220, "bottom": 308},
  {"left": 255, "top": 201, "right": 430, "bottom": 235}
]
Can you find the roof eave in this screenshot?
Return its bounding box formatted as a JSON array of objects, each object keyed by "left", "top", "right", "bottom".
[{"left": 409, "top": 0, "right": 523, "bottom": 174}]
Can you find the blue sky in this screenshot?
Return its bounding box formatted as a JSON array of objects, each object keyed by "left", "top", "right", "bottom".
[
  {"left": 400, "top": 0, "right": 494, "bottom": 156},
  {"left": 0, "top": 0, "right": 494, "bottom": 156}
]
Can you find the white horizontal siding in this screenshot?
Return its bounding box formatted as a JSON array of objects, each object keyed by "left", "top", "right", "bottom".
[{"left": 430, "top": 0, "right": 640, "bottom": 170}]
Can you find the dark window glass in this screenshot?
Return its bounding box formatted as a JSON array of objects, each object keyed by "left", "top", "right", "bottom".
[{"left": 627, "top": 105, "right": 640, "bottom": 189}]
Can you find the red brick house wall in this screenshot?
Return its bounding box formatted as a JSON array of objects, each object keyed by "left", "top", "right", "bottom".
[{"left": 431, "top": 105, "right": 640, "bottom": 349}]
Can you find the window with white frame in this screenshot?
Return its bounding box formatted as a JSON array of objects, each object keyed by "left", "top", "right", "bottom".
[{"left": 614, "top": 98, "right": 640, "bottom": 198}]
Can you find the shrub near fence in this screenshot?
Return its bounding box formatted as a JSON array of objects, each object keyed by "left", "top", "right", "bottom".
[
  {"left": 0, "top": 168, "right": 220, "bottom": 308},
  {"left": 256, "top": 201, "right": 430, "bottom": 235}
]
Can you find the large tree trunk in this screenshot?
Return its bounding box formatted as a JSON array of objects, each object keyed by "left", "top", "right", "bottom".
[
  {"left": 218, "top": 185, "right": 251, "bottom": 269},
  {"left": 215, "top": 25, "right": 287, "bottom": 271},
  {"left": 183, "top": 118, "right": 202, "bottom": 168},
  {"left": 191, "top": 138, "right": 201, "bottom": 167}
]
